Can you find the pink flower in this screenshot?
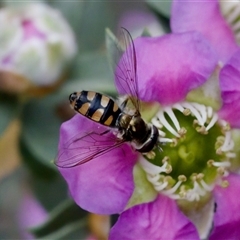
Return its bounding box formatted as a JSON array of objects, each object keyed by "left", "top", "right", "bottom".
[{"left": 57, "top": 1, "right": 240, "bottom": 238}]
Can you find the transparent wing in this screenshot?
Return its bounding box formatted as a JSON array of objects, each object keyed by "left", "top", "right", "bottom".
[
  {"left": 55, "top": 128, "right": 126, "bottom": 168},
  {"left": 113, "top": 27, "right": 140, "bottom": 114}
]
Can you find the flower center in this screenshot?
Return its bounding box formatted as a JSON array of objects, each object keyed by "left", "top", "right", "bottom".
[{"left": 140, "top": 102, "right": 235, "bottom": 202}]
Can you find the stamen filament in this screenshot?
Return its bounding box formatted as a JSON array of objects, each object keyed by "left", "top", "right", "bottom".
[
  {"left": 207, "top": 106, "right": 213, "bottom": 119},
  {"left": 192, "top": 103, "right": 207, "bottom": 123},
  {"left": 221, "top": 131, "right": 234, "bottom": 152},
  {"left": 212, "top": 161, "right": 231, "bottom": 168},
  {"left": 172, "top": 103, "right": 185, "bottom": 112},
  {"left": 152, "top": 117, "right": 163, "bottom": 129},
  {"left": 139, "top": 157, "right": 169, "bottom": 175},
  {"left": 206, "top": 113, "right": 218, "bottom": 131},
  {"left": 162, "top": 179, "right": 183, "bottom": 195},
  {"left": 164, "top": 107, "right": 181, "bottom": 131},
  {"left": 157, "top": 111, "right": 180, "bottom": 137},
  {"left": 160, "top": 137, "right": 173, "bottom": 143},
  {"left": 200, "top": 179, "right": 214, "bottom": 192},
  {"left": 182, "top": 102, "right": 204, "bottom": 126}
]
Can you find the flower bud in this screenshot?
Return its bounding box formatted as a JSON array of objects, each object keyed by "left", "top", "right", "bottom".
[{"left": 0, "top": 3, "right": 77, "bottom": 94}]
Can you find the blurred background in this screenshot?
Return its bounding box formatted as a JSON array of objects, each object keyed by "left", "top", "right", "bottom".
[{"left": 0, "top": 0, "right": 171, "bottom": 239}]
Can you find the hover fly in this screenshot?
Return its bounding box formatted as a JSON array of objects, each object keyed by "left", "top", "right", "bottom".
[{"left": 56, "top": 28, "right": 160, "bottom": 168}]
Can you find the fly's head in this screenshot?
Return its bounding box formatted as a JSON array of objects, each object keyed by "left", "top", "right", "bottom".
[{"left": 69, "top": 92, "right": 79, "bottom": 109}]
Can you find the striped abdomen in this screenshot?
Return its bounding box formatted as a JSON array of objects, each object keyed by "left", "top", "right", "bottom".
[{"left": 70, "top": 91, "right": 122, "bottom": 127}]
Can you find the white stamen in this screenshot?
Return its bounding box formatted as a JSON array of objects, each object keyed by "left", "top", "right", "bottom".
[
  {"left": 212, "top": 161, "right": 231, "bottom": 168},
  {"left": 157, "top": 111, "right": 180, "bottom": 137},
  {"left": 207, "top": 106, "right": 213, "bottom": 119},
  {"left": 160, "top": 137, "right": 173, "bottom": 143},
  {"left": 206, "top": 113, "right": 218, "bottom": 131},
  {"left": 152, "top": 117, "right": 163, "bottom": 129},
  {"left": 192, "top": 103, "right": 207, "bottom": 123},
  {"left": 221, "top": 131, "right": 234, "bottom": 152},
  {"left": 154, "top": 181, "right": 168, "bottom": 191},
  {"left": 158, "top": 129, "right": 166, "bottom": 137},
  {"left": 226, "top": 152, "right": 236, "bottom": 158},
  {"left": 182, "top": 102, "right": 204, "bottom": 126},
  {"left": 172, "top": 103, "right": 185, "bottom": 112},
  {"left": 162, "top": 179, "right": 183, "bottom": 195},
  {"left": 185, "top": 180, "right": 206, "bottom": 202},
  {"left": 139, "top": 156, "right": 169, "bottom": 175},
  {"left": 200, "top": 179, "right": 214, "bottom": 192},
  {"left": 218, "top": 119, "right": 228, "bottom": 128},
  {"left": 164, "top": 107, "right": 181, "bottom": 131},
  {"left": 194, "top": 181, "right": 206, "bottom": 196},
  {"left": 146, "top": 173, "right": 160, "bottom": 183}
]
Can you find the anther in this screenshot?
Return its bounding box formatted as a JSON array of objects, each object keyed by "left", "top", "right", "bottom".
[
  {"left": 207, "top": 159, "right": 214, "bottom": 167},
  {"left": 162, "top": 156, "right": 169, "bottom": 163},
  {"left": 182, "top": 102, "right": 204, "bottom": 126},
  {"left": 162, "top": 176, "right": 185, "bottom": 195},
  {"left": 217, "top": 167, "right": 225, "bottom": 176},
  {"left": 178, "top": 127, "right": 187, "bottom": 136},
  {"left": 196, "top": 125, "right": 208, "bottom": 135},
  {"left": 221, "top": 180, "right": 229, "bottom": 188},
  {"left": 170, "top": 138, "right": 178, "bottom": 147},
  {"left": 183, "top": 108, "right": 191, "bottom": 116}
]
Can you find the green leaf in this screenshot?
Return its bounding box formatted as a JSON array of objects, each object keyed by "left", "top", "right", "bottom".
[
  {"left": 37, "top": 220, "right": 88, "bottom": 240},
  {"left": 77, "top": 1, "right": 115, "bottom": 51},
  {"left": 0, "top": 93, "right": 19, "bottom": 135},
  {"left": 31, "top": 172, "right": 68, "bottom": 211},
  {"left": 20, "top": 94, "right": 62, "bottom": 172},
  {"left": 19, "top": 136, "right": 57, "bottom": 179},
  {"left": 30, "top": 199, "right": 88, "bottom": 239},
  {"left": 146, "top": 0, "right": 172, "bottom": 18},
  {"left": 63, "top": 51, "right": 116, "bottom": 95}
]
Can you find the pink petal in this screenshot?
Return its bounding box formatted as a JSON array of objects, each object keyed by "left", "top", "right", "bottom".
[
  {"left": 116, "top": 32, "right": 217, "bottom": 105},
  {"left": 171, "top": 0, "right": 238, "bottom": 63},
  {"left": 109, "top": 194, "right": 199, "bottom": 240},
  {"left": 17, "top": 190, "right": 48, "bottom": 239},
  {"left": 210, "top": 173, "right": 240, "bottom": 239},
  {"left": 58, "top": 114, "right": 138, "bottom": 214},
  {"left": 218, "top": 49, "right": 240, "bottom": 128}
]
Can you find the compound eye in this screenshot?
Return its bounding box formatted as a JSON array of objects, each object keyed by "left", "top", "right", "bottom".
[{"left": 69, "top": 92, "right": 77, "bottom": 103}]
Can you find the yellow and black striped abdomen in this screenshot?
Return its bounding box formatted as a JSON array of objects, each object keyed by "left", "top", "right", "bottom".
[{"left": 73, "top": 91, "right": 122, "bottom": 127}]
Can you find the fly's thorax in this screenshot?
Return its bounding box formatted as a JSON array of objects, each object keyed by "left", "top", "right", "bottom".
[
  {"left": 69, "top": 91, "right": 122, "bottom": 127},
  {"left": 117, "top": 113, "right": 158, "bottom": 151},
  {"left": 129, "top": 116, "right": 150, "bottom": 142}
]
